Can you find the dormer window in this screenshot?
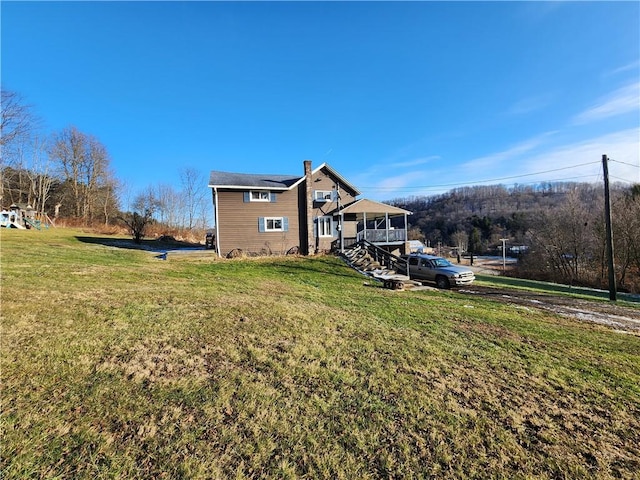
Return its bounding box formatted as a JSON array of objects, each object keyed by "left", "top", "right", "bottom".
[{"left": 314, "top": 190, "right": 333, "bottom": 202}]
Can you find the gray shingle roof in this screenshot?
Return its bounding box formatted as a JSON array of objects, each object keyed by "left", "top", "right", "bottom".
[
  {"left": 209, "top": 171, "right": 302, "bottom": 189},
  {"left": 208, "top": 162, "right": 361, "bottom": 195}
]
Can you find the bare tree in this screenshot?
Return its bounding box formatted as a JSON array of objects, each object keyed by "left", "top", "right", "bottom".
[
  {"left": 180, "top": 167, "right": 206, "bottom": 230},
  {"left": 135, "top": 186, "right": 161, "bottom": 215},
  {"left": 1, "top": 89, "right": 40, "bottom": 204},
  {"left": 84, "top": 136, "right": 108, "bottom": 220},
  {"left": 525, "top": 189, "right": 602, "bottom": 285},
  {"left": 155, "top": 183, "right": 182, "bottom": 227},
  {"left": 0, "top": 133, "right": 54, "bottom": 213},
  {"left": 28, "top": 136, "right": 55, "bottom": 216},
  {"left": 612, "top": 188, "right": 640, "bottom": 291},
  {"left": 451, "top": 230, "right": 469, "bottom": 253},
  {"left": 50, "top": 127, "right": 86, "bottom": 217},
  {"left": 49, "top": 126, "right": 117, "bottom": 222},
  {"left": 119, "top": 189, "right": 159, "bottom": 243},
  {"left": 0, "top": 89, "right": 38, "bottom": 156},
  {"left": 120, "top": 210, "right": 153, "bottom": 244},
  {"left": 97, "top": 176, "right": 120, "bottom": 226}
]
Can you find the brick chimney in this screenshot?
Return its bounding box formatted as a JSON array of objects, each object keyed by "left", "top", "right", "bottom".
[{"left": 303, "top": 160, "right": 314, "bottom": 255}]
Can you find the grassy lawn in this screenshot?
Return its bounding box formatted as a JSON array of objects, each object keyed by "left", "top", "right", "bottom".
[{"left": 1, "top": 229, "right": 639, "bottom": 479}]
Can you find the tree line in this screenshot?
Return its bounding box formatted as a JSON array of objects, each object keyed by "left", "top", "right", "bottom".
[
  {"left": 389, "top": 182, "right": 640, "bottom": 293},
  {"left": 1, "top": 89, "right": 210, "bottom": 235}
]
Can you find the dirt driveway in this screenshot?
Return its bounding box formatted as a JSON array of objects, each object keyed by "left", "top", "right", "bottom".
[{"left": 459, "top": 285, "right": 640, "bottom": 335}]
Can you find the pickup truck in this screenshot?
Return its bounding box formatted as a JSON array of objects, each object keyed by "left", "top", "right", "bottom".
[{"left": 399, "top": 253, "right": 475, "bottom": 289}]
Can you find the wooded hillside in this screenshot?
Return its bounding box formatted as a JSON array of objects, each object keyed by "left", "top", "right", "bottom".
[{"left": 388, "top": 182, "right": 640, "bottom": 293}]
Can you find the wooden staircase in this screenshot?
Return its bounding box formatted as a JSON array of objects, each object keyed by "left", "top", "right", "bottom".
[{"left": 341, "top": 240, "right": 419, "bottom": 290}]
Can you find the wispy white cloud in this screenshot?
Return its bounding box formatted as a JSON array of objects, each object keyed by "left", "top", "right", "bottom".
[
  {"left": 506, "top": 94, "right": 553, "bottom": 116},
  {"left": 516, "top": 2, "right": 566, "bottom": 22},
  {"left": 460, "top": 131, "right": 557, "bottom": 173},
  {"left": 349, "top": 154, "right": 439, "bottom": 191},
  {"left": 572, "top": 82, "right": 640, "bottom": 125},
  {"left": 467, "top": 129, "right": 640, "bottom": 187},
  {"left": 458, "top": 128, "right": 640, "bottom": 189},
  {"left": 376, "top": 170, "right": 430, "bottom": 192},
  {"left": 390, "top": 156, "right": 440, "bottom": 169},
  {"left": 517, "top": 128, "right": 640, "bottom": 184},
  {"left": 358, "top": 128, "right": 639, "bottom": 200},
  {"left": 604, "top": 60, "right": 640, "bottom": 78}
]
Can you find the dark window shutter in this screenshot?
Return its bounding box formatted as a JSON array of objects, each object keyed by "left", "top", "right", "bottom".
[
  {"left": 244, "top": 192, "right": 250, "bottom": 203},
  {"left": 258, "top": 217, "right": 265, "bottom": 232},
  {"left": 270, "top": 192, "right": 277, "bottom": 203}
]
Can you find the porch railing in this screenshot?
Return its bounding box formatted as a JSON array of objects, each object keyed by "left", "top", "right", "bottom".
[{"left": 356, "top": 229, "right": 406, "bottom": 243}]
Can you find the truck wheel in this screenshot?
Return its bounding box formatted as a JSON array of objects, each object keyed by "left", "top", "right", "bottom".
[{"left": 436, "top": 276, "right": 450, "bottom": 289}]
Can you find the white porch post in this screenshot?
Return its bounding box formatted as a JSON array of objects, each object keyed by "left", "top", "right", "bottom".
[
  {"left": 340, "top": 212, "right": 344, "bottom": 253},
  {"left": 385, "top": 213, "right": 389, "bottom": 243},
  {"left": 363, "top": 212, "right": 367, "bottom": 241},
  {"left": 404, "top": 213, "right": 408, "bottom": 241}
]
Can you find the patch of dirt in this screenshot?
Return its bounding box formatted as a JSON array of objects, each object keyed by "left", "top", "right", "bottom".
[{"left": 459, "top": 286, "right": 640, "bottom": 335}]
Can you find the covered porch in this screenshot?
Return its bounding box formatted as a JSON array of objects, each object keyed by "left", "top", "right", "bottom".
[{"left": 334, "top": 199, "right": 412, "bottom": 254}]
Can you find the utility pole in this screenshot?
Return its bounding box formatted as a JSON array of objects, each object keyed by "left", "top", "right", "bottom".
[
  {"left": 500, "top": 238, "right": 508, "bottom": 274},
  {"left": 602, "top": 154, "right": 617, "bottom": 301}
]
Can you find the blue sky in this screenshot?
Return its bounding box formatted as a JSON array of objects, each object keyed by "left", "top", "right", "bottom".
[{"left": 2, "top": 1, "right": 639, "bottom": 204}]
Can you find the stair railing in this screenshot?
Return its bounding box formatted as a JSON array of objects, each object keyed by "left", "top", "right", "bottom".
[{"left": 358, "top": 239, "right": 408, "bottom": 273}]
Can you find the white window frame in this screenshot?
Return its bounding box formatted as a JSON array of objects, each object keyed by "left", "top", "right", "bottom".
[
  {"left": 250, "top": 190, "right": 271, "bottom": 202},
  {"left": 265, "top": 217, "right": 284, "bottom": 232},
  {"left": 317, "top": 216, "right": 333, "bottom": 237},
  {"left": 314, "top": 190, "right": 333, "bottom": 202}
]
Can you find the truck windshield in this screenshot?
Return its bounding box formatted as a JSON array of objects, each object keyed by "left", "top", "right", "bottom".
[{"left": 433, "top": 258, "right": 452, "bottom": 267}]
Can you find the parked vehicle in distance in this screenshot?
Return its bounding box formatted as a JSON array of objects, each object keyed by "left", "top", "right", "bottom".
[
  {"left": 205, "top": 231, "right": 216, "bottom": 250},
  {"left": 398, "top": 253, "right": 475, "bottom": 289}
]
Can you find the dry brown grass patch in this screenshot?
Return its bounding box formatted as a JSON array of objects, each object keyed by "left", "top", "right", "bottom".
[{"left": 98, "top": 339, "right": 208, "bottom": 386}]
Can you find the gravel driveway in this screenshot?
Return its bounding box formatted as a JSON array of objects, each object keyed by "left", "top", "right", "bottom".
[{"left": 459, "top": 285, "right": 640, "bottom": 335}]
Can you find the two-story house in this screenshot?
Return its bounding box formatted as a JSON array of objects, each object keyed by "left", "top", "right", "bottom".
[{"left": 208, "top": 160, "right": 411, "bottom": 257}]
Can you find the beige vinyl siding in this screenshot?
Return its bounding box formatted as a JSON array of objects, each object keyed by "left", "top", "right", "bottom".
[
  {"left": 341, "top": 217, "right": 358, "bottom": 239},
  {"left": 213, "top": 165, "right": 360, "bottom": 255},
  {"left": 311, "top": 169, "right": 357, "bottom": 251},
  {"left": 217, "top": 188, "right": 301, "bottom": 255}
]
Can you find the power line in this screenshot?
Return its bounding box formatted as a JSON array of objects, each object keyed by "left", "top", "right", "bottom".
[
  {"left": 610, "top": 158, "right": 640, "bottom": 168},
  {"left": 359, "top": 160, "right": 601, "bottom": 191},
  {"left": 362, "top": 174, "right": 601, "bottom": 192},
  {"left": 610, "top": 174, "right": 637, "bottom": 184}
]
